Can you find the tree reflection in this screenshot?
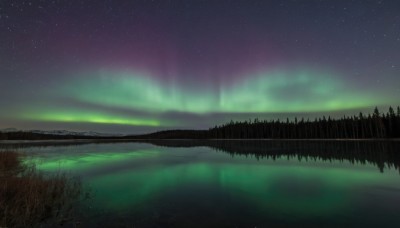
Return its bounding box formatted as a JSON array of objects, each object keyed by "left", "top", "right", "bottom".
[{"left": 145, "top": 140, "right": 400, "bottom": 173}]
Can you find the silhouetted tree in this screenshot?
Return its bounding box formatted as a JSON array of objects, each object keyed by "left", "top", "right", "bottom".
[
  {"left": 208, "top": 107, "right": 400, "bottom": 139},
  {"left": 2, "top": 107, "right": 400, "bottom": 140}
]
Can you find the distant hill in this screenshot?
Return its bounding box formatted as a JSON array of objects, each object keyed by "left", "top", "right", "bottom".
[
  {"left": 0, "top": 129, "right": 124, "bottom": 140},
  {"left": 1, "top": 107, "right": 399, "bottom": 140}
]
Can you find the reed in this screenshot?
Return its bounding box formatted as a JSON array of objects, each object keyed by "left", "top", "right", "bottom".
[{"left": 0, "top": 151, "right": 82, "bottom": 227}]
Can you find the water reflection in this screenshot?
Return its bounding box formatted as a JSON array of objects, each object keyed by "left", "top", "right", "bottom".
[
  {"left": 144, "top": 140, "right": 400, "bottom": 173},
  {"left": 3, "top": 140, "right": 398, "bottom": 173},
  {"left": 1, "top": 140, "right": 400, "bottom": 227}
]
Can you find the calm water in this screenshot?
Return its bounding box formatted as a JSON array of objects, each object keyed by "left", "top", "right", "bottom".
[{"left": 4, "top": 140, "right": 400, "bottom": 227}]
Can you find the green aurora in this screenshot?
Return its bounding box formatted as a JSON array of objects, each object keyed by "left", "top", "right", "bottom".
[
  {"left": 1, "top": 0, "right": 400, "bottom": 135},
  {"left": 10, "top": 67, "right": 392, "bottom": 132},
  {"left": 63, "top": 68, "right": 381, "bottom": 113},
  {"left": 31, "top": 145, "right": 400, "bottom": 217}
]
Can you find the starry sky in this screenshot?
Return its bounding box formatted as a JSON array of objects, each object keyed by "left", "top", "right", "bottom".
[{"left": 0, "top": 0, "right": 399, "bottom": 134}]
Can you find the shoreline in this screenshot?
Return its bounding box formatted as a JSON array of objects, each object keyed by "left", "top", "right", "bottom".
[{"left": 1, "top": 138, "right": 400, "bottom": 145}]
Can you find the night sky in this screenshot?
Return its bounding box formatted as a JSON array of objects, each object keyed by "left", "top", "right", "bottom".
[{"left": 0, "top": 0, "right": 399, "bottom": 134}]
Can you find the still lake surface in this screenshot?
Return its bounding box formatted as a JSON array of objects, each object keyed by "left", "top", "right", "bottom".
[{"left": 3, "top": 140, "right": 400, "bottom": 227}]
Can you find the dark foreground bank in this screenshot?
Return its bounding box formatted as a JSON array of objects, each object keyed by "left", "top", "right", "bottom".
[{"left": 0, "top": 151, "right": 82, "bottom": 227}]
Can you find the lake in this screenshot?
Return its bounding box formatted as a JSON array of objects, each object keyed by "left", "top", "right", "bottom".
[{"left": 3, "top": 140, "right": 400, "bottom": 227}]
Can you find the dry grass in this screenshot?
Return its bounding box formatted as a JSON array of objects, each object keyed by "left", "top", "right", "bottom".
[{"left": 0, "top": 151, "right": 82, "bottom": 227}]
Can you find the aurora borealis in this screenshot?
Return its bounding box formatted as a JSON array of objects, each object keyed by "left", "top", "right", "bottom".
[{"left": 1, "top": 0, "right": 399, "bottom": 134}]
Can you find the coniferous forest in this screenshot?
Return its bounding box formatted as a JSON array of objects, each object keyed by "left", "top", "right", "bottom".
[
  {"left": 1, "top": 106, "right": 400, "bottom": 140},
  {"left": 130, "top": 106, "right": 400, "bottom": 139},
  {"left": 208, "top": 106, "right": 400, "bottom": 139}
]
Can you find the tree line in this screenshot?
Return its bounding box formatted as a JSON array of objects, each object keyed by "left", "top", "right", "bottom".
[
  {"left": 209, "top": 106, "right": 400, "bottom": 139},
  {"left": 1, "top": 106, "right": 399, "bottom": 140}
]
